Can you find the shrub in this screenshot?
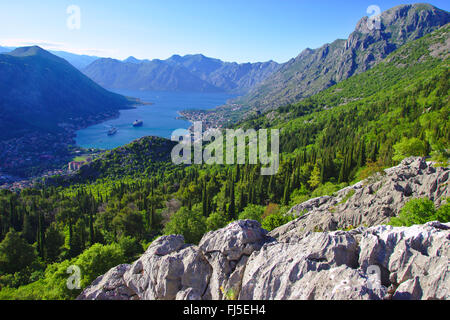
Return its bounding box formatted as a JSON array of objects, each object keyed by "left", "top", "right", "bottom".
[
  {"left": 118, "top": 236, "right": 144, "bottom": 262},
  {"left": 74, "top": 243, "right": 126, "bottom": 289},
  {"left": 435, "top": 202, "right": 450, "bottom": 223},
  {"left": 206, "top": 211, "right": 229, "bottom": 232},
  {"left": 356, "top": 160, "right": 386, "bottom": 181},
  {"left": 238, "top": 205, "right": 265, "bottom": 223},
  {"left": 0, "top": 230, "right": 37, "bottom": 274},
  {"left": 164, "top": 207, "right": 206, "bottom": 244},
  {"left": 392, "top": 137, "right": 427, "bottom": 162},
  {"left": 262, "top": 212, "right": 293, "bottom": 232},
  {"left": 390, "top": 198, "right": 436, "bottom": 227},
  {"left": 263, "top": 203, "right": 280, "bottom": 219}
]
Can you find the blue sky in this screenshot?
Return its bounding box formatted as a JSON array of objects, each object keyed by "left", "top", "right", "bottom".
[{"left": 0, "top": 0, "right": 449, "bottom": 63}]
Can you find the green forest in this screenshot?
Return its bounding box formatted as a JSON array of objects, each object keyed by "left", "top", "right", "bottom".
[{"left": 0, "top": 25, "right": 449, "bottom": 300}]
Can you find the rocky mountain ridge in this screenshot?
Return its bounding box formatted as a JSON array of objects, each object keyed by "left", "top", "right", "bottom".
[
  {"left": 189, "top": 3, "right": 450, "bottom": 125},
  {"left": 237, "top": 3, "right": 450, "bottom": 110},
  {"left": 78, "top": 157, "right": 450, "bottom": 300}
]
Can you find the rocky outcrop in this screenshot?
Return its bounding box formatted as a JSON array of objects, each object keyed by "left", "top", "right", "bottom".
[
  {"left": 78, "top": 264, "right": 137, "bottom": 300},
  {"left": 271, "top": 157, "right": 449, "bottom": 242},
  {"left": 78, "top": 157, "right": 449, "bottom": 301},
  {"left": 78, "top": 221, "right": 449, "bottom": 300},
  {"left": 241, "top": 221, "right": 449, "bottom": 300},
  {"left": 78, "top": 221, "right": 273, "bottom": 300}
]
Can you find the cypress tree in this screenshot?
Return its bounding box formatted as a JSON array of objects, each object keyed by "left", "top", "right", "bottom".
[{"left": 229, "top": 182, "right": 236, "bottom": 220}]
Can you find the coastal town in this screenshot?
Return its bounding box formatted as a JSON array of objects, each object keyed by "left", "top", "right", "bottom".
[
  {"left": 0, "top": 152, "right": 97, "bottom": 190},
  {"left": 178, "top": 103, "right": 262, "bottom": 132},
  {"left": 0, "top": 112, "right": 119, "bottom": 190}
]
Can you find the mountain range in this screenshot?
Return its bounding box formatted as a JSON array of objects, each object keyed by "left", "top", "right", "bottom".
[
  {"left": 182, "top": 3, "right": 450, "bottom": 125},
  {"left": 82, "top": 54, "right": 280, "bottom": 94}
]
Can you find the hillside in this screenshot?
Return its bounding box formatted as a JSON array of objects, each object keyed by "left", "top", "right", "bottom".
[
  {"left": 83, "top": 54, "right": 280, "bottom": 94},
  {"left": 0, "top": 46, "right": 101, "bottom": 69},
  {"left": 0, "top": 46, "right": 134, "bottom": 140},
  {"left": 47, "top": 136, "right": 179, "bottom": 185},
  {"left": 78, "top": 158, "right": 449, "bottom": 300},
  {"left": 184, "top": 3, "right": 450, "bottom": 125}
]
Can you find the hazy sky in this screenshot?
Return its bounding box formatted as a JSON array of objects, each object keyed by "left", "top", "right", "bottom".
[{"left": 1, "top": 0, "right": 449, "bottom": 63}]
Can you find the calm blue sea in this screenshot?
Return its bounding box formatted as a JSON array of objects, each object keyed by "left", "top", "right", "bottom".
[{"left": 75, "top": 90, "right": 234, "bottom": 150}]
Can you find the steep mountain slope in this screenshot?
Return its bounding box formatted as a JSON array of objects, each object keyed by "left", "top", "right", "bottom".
[
  {"left": 0, "top": 46, "right": 100, "bottom": 69},
  {"left": 187, "top": 3, "right": 449, "bottom": 125},
  {"left": 83, "top": 54, "right": 280, "bottom": 94},
  {"left": 240, "top": 3, "right": 449, "bottom": 109}
]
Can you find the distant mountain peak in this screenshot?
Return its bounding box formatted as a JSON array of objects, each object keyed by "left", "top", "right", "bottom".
[
  {"left": 9, "top": 46, "right": 50, "bottom": 57},
  {"left": 123, "top": 56, "right": 142, "bottom": 64},
  {"left": 7, "top": 46, "right": 73, "bottom": 66},
  {"left": 354, "top": 3, "right": 448, "bottom": 35}
]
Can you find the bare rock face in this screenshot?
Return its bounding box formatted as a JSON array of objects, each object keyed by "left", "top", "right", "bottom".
[
  {"left": 241, "top": 222, "right": 449, "bottom": 300},
  {"left": 358, "top": 222, "right": 450, "bottom": 300},
  {"left": 122, "top": 235, "right": 211, "bottom": 300},
  {"left": 78, "top": 221, "right": 271, "bottom": 301},
  {"left": 271, "top": 157, "right": 449, "bottom": 242},
  {"left": 232, "top": 4, "right": 450, "bottom": 112},
  {"left": 198, "top": 220, "right": 272, "bottom": 299},
  {"left": 76, "top": 264, "right": 136, "bottom": 300}
]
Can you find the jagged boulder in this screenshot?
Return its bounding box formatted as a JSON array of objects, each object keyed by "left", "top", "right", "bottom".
[
  {"left": 199, "top": 220, "right": 273, "bottom": 299},
  {"left": 76, "top": 264, "right": 136, "bottom": 300},
  {"left": 358, "top": 221, "right": 450, "bottom": 300},
  {"left": 78, "top": 221, "right": 271, "bottom": 300},
  {"left": 122, "top": 235, "right": 211, "bottom": 300}
]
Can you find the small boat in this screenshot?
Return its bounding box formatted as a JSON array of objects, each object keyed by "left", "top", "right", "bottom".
[
  {"left": 107, "top": 127, "right": 118, "bottom": 136},
  {"left": 133, "top": 120, "right": 143, "bottom": 127}
]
